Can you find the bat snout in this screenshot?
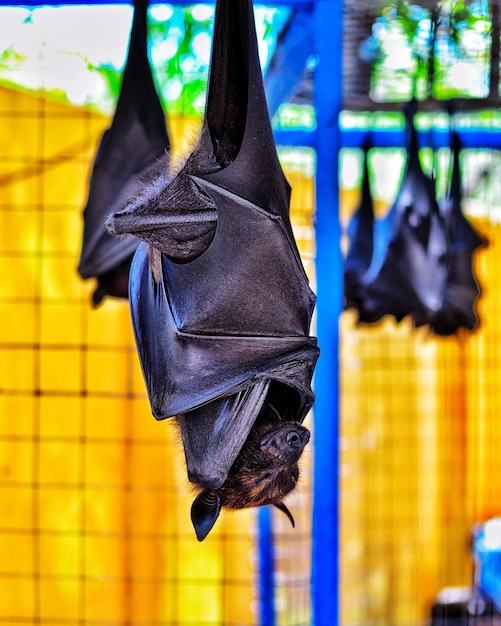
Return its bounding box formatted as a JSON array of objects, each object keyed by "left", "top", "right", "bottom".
[
  {"left": 260, "top": 423, "right": 310, "bottom": 462},
  {"left": 287, "top": 427, "right": 310, "bottom": 449}
]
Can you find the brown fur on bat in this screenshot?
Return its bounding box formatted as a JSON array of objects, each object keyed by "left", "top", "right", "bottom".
[{"left": 190, "top": 402, "right": 310, "bottom": 541}]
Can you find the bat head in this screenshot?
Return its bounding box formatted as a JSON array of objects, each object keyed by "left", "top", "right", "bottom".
[{"left": 190, "top": 402, "right": 310, "bottom": 541}]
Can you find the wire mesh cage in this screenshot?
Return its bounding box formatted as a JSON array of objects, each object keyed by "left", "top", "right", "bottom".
[
  {"left": 0, "top": 5, "right": 316, "bottom": 623},
  {"left": 3, "top": 1, "right": 501, "bottom": 625}
]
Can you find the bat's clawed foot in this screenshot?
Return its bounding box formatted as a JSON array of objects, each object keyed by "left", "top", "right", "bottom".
[{"left": 191, "top": 489, "right": 222, "bottom": 542}]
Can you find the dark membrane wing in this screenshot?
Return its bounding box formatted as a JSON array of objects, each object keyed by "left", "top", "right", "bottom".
[
  {"left": 200, "top": 0, "right": 293, "bottom": 227},
  {"left": 78, "top": 0, "right": 170, "bottom": 305},
  {"left": 176, "top": 382, "right": 271, "bottom": 489},
  {"left": 129, "top": 244, "right": 318, "bottom": 417},
  {"left": 129, "top": 243, "right": 318, "bottom": 487},
  {"left": 430, "top": 130, "right": 487, "bottom": 335},
  {"left": 343, "top": 143, "right": 377, "bottom": 320},
  {"left": 106, "top": 0, "right": 299, "bottom": 269},
  {"left": 357, "top": 101, "right": 448, "bottom": 325},
  {"left": 107, "top": 0, "right": 319, "bottom": 503}
]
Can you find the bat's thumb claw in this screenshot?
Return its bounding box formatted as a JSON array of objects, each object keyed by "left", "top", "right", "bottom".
[
  {"left": 104, "top": 211, "right": 129, "bottom": 237},
  {"left": 191, "top": 489, "right": 222, "bottom": 542},
  {"left": 274, "top": 502, "right": 295, "bottom": 528}
]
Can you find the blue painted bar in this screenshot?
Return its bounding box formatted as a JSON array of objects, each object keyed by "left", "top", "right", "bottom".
[
  {"left": 311, "top": 0, "right": 343, "bottom": 625},
  {"left": 0, "top": 0, "right": 313, "bottom": 6},
  {"left": 338, "top": 127, "right": 501, "bottom": 150},
  {"left": 258, "top": 507, "right": 275, "bottom": 626},
  {"left": 273, "top": 127, "right": 501, "bottom": 149}
]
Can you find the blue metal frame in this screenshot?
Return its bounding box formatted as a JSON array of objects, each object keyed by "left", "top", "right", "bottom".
[
  {"left": 311, "top": 2, "right": 343, "bottom": 625},
  {"left": 274, "top": 127, "right": 501, "bottom": 149},
  {"left": 258, "top": 508, "right": 276, "bottom": 626}
]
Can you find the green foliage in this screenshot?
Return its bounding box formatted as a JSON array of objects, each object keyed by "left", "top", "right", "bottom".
[
  {"left": 369, "top": 0, "right": 493, "bottom": 102},
  {"left": 0, "top": 4, "right": 288, "bottom": 119},
  {"left": 146, "top": 5, "right": 213, "bottom": 116}
]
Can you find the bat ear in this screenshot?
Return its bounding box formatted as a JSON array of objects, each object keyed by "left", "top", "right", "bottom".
[
  {"left": 191, "top": 489, "right": 222, "bottom": 541},
  {"left": 274, "top": 502, "right": 295, "bottom": 528}
]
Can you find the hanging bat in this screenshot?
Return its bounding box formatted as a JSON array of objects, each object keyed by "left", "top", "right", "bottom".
[
  {"left": 343, "top": 140, "right": 380, "bottom": 322},
  {"left": 428, "top": 127, "right": 487, "bottom": 335},
  {"left": 355, "top": 100, "right": 449, "bottom": 326},
  {"left": 106, "top": 0, "right": 319, "bottom": 540},
  {"left": 78, "top": 0, "right": 170, "bottom": 307}
]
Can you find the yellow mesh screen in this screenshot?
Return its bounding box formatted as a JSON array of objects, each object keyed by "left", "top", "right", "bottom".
[
  {"left": 0, "top": 84, "right": 315, "bottom": 625},
  {"left": 340, "top": 155, "right": 498, "bottom": 624}
]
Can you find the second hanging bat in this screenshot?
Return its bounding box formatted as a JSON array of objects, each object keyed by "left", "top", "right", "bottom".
[{"left": 78, "top": 0, "right": 170, "bottom": 306}]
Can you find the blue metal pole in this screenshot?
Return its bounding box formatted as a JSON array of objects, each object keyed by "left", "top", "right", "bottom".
[
  {"left": 311, "top": 0, "right": 344, "bottom": 625},
  {"left": 258, "top": 507, "right": 275, "bottom": 626}
]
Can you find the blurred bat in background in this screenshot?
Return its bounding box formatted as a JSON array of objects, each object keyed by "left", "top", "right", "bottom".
[
  {"left": 78, "top": 0, "right": 170, "bottom": 307},
  {"left": 426, "top": 127, "right": 487, "bottom": 335},
  {"left": 347, "top": 100, "right": 449, "bottom": 328},
  {"left": 106, "top": 0, "right": 319, "bottom": 540},
  {"left": 344, "top": 102, "right": 486, "bottom": 335},
  {"left": 343, "top": 140, "right": 378, "bottom": 322}
]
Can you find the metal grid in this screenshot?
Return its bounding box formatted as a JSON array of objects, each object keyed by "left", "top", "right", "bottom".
[
  {"left": 0, "top": 54, "right": 317, "bottom": 621},
  {"left": 339, "top": 144, "right": 501, "bottom": 626}
]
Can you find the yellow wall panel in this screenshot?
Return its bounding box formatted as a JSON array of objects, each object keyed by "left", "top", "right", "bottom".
[
  {"left": 85, "top": 350, "right": 130, "bottom": 394},
  {"left": 38, "top": 579, "right": 82, "bottom": 622},
  {"left": 0, "top": 578, "right": 34, "bottom": 617},
  {"left": 0, "top": 301, "right": 36, "bottom": 343},
  {"left": 0, "top": 486, "right": 33, "bottom": 529},
  {"left": 0, "top": 82, "right": 314, "bottom": 626},
  {"left": 40, "top": 302, "right": 83, "bottom": 344},
  {"left": 84, "top": 396, "right": 130, "bottom": 438},
  {"left": 39, "top": 534, "right": 82, "bottom": 577},
  {"left": 38, "top": 395, "right": 82, "bottom": 438},
  {"left": 39, "top": 349, "right": 82, "bottom": 391},
  {"left": 38, "top": 440, "right": 81, "bottom": 484},
  {"left": 38, "top": 488, "right": 82, "bottom": 532},
  {"left": 0, "top": 348, "right": 35, "bottom": 390},
  {"left": 0, "top": 211, "right": 41, "bottom": 252},
  {"left": 84, "top": 300, "right": 133, "bottom": 346},
  {"left": 85, "top": 535, "right": 126, "bottom": 577},
  {"left": 0, "top": 257, "right": 38, "bottom": 298},
  {"left": 84, "top": 579, "right": 127, "bottom": 621},
  {"left": 84, "top": 441, "right": 127, "bottom": 485},
  {"left": 41, "top": 257, "right": 87, "bottom": 299},
  {"left": 42, "top": 211, "right": 82, "bottom": 255}
]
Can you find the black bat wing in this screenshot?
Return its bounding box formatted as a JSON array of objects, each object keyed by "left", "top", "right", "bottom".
[
  {"left": 78, "top": 0, "right": 170, "bottom": 306},
  {"left": 431, "top": 130, "right": 487, "bottom": 335},
  {"left": 343, "top": 142, "right": 380, "bottom": 321},
  {"left": 358, "top": 101, "right": 449, "bottom": 325},
  {"left": 107, "top": 0, "right": 319, "bottom": 489}
]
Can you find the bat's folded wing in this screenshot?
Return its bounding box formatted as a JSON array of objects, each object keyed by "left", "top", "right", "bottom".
[
  {"left": 130, "top": 242, "right": 318, "bottom": 417},
  {"left": 78, "top": 0, "right": 170, "bottom": 302},
  {"left": 78, "top": 146, "right": 169, "bottom": 279},
  {"left": 130, "top": 241, "right": 318, "bottom": 487}
]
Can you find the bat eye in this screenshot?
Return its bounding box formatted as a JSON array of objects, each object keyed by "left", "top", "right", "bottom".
[
  {"left": 287, "top": 432, "right": 301, "bottom": 447},
  {"left": 255, "top": 471, "right": 273, "bottom": 487}
]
